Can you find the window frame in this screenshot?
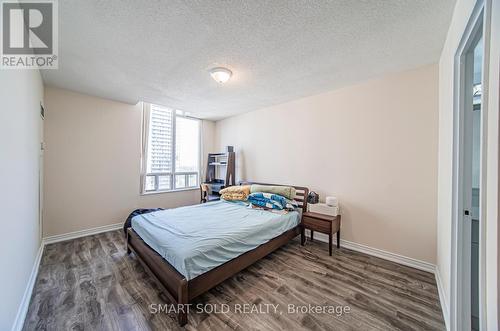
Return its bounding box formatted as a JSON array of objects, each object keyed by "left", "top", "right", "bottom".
[{"left": 140, "top": 103, "right": 201, "bottom": 194}]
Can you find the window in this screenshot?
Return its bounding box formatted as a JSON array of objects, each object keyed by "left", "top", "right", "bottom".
[{"left": 142, "top": 103, "right": 200, "bottom": 193}]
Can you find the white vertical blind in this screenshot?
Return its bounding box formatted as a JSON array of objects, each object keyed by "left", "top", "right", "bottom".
[{"left": 175, "top": 116, "right": 200, "bottom": 172}]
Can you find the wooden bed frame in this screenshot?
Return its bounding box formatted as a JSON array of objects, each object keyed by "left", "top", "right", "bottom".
[{"left": 126, "top": 182, "right": 309, "bottom": 326}]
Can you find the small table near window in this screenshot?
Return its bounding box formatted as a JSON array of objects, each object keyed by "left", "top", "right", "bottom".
[{"left": 301, "top": 212, "right": 341, "bottom": 256}]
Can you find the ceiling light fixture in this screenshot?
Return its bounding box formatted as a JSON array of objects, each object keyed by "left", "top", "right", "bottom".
[{"left": 210, "top": 67, "right": 232, "bottom": 84}]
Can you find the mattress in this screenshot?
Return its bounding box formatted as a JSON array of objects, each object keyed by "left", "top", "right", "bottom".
[{"left": 131, "top": 200, "right": 300, "bottom": 280}]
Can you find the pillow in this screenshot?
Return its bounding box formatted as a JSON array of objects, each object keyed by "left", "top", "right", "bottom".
[
  {"left": 220, "top": 185, "right": 250, "bottom": 201},
  {"left": 250, "top": 184, "right": 296, "bottom": 200}
]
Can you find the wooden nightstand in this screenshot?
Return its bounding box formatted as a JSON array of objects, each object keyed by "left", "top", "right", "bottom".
[{"left": 301, "top": 211, "right": 341, "bottom": 256}]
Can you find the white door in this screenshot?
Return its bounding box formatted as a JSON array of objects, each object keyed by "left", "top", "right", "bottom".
[
  {"left": 451, "top": 3, "right": 485, "bottom": 330},
  {"left": 468, "top": 35, "right": 483, "bottom": 331}
]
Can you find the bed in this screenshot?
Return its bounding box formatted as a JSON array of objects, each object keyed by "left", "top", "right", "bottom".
[{"left": 126, "top": 182, "right": 309, "bottom": 325}]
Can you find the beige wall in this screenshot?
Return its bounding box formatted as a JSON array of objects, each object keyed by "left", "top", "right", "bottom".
[
  {"left": 201, "top": 120, "right": 216, "bottom": 181},
  {"left": 215, "top": 64, "right": 439, "bottom": 264},
  {"left": 43, "top": 87, "right": 215, "bottom": 237},
  {"left": 0, "top": 70, "right": 44, "bottom": 330}
]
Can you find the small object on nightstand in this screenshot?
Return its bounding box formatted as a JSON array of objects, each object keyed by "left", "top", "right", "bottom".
[
  {"left": 307, "top": 191, "right": 319, "bottom": 204},
  {"left": 301, "top": 211, "right": 341, "bottom": 256},
  {"left": 325, "top": 196, "right": 338, "bottom": 207}
]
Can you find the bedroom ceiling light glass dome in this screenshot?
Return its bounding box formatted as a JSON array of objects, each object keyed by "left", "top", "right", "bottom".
[{"left": 210, "top": 67, "right": 232, "bottom": 84}]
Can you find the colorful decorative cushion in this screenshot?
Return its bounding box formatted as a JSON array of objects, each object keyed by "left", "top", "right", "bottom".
[{"left": 248, "top": 192, "right": 298, "bottom": 211}]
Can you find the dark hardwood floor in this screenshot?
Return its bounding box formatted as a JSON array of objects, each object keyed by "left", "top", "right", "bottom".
[{"left": 23, "top": 230, "right": 445, "bottom": 330}]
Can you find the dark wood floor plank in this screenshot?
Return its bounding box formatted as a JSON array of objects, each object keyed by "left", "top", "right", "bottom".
[{"left": 23, "top": 230, "right": 445, "bottom": 331}]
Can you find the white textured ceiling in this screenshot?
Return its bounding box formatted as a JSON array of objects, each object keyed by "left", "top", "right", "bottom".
[{"left": 42, "top": 0, "right": 456, "bottom": 120}]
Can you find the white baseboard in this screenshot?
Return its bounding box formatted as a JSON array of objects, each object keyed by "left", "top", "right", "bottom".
[
  {"left": 43, "top": 222, "right": 123, "bottom": 245},
  {"left": 305, "top": 231, "right": 451, "bottom": 328},
  {"left": 435, "top": 267, "right": 450, "bottom": 331},
  {"left": 304, "top": 230, "right": 435, "bottom": 273},
  {"left": 11, "top": 243, "right": 44, "bottom": 331}
]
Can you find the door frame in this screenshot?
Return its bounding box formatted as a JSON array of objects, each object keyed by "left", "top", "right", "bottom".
[
  {"left": 39, "top": 103, "right": 44, "bottom": 242},
  {"left": 451, "top": 1, "right": 488, "bottom": 330}
]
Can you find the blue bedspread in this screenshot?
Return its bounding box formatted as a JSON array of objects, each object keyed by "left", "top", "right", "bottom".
[{"left": 131, "top": 200, "right": 300, "bottom": 280}]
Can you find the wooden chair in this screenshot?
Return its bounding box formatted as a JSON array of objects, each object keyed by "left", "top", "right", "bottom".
[
  {"left": 200, "top": 184, "right": 220, "bottom": 203},
  {"left": 200, "top": 184, "right": 209, "bottom": 203}
]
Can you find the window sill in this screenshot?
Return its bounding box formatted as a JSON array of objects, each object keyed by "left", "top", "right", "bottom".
[{"left": 141, "top": 187, "right": 199, "bottom": 196}]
